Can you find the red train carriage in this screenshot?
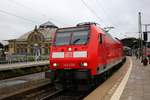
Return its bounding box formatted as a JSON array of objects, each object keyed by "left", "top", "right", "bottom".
[{"left": 47, "top": 22, "right": 124, "bottom": 84}]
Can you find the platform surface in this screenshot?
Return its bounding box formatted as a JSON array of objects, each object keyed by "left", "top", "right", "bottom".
[
  {"left": 120, "top": 57, "right": 150, "bottom": 100},
  {"left": 84, "top": 57, "right": 131, "bottom": 100},
  {"left": 0, "top": 60, "right": 49, "bottom": 71},
  {"left": 84, "top": 57, "right": 150, "bottom": 100},
  {"left": 0, "top": 72, "right": 49, "bottom": 99}
]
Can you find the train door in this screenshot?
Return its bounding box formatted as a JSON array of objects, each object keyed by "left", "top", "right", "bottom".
[{"left": 98, "top": 33, "right": 107, "bottom": 65}]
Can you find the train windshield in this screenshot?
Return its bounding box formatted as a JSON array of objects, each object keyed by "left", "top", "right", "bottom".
[{"left": 55, "top": 28, "right": 89, "bottom": 45}]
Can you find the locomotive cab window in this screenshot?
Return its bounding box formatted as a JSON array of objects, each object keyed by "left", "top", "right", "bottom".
[
  {"left": 99, "top": 34, "right": 103, "bottom": 44},
  {"left": 71, "top": 30, "right": 89, "bottom": 45},
  {"left": 55, "top": 27, "right": 89, "bottom": 45},
  {"left": 55, "top": 32, "right": 70, "bottom": 45}
]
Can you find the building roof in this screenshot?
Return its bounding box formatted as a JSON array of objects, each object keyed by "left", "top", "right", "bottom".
[
  {"left": 17, "top": 28, "right": 56, "bottom": 41},
  {"left": 0, "top": 40, "right": 8, "bottom": 46},
  {"left": 18, "top": 31, "right": 33, "bottom": 40},
  {"left": 39, "top": 21, "right": 57, "bottom": 28},
  {"left": 38, "top": 27, "right": 56, "bottom": 39},
  {"left": 16, "top": 21, "right": 58, "bottom": 41}
]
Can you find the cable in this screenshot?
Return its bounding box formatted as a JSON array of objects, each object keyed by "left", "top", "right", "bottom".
[
  {"left": 95, "top": 0, "right": 114, "bottom": 25},
  {"left": 6, "top": 0, "right": 65, "bottom": 25},
  {"left": 81, "top": 0, "right": 106, "bottom": 24},
  {"left": 7, "top": 0, "right": 47, "bottom": 18},
  {"left": 0, "top": 9, "right": 39, "bottom": 24}
]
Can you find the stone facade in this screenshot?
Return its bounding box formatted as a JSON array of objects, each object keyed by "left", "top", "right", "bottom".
[{"left": 7, "top": 21, "right": 57, "bottom": 56}]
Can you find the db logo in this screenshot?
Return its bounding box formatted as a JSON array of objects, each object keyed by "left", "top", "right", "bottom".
[{"left": 65, "top": 52, "right": 72, "bottom": 57}]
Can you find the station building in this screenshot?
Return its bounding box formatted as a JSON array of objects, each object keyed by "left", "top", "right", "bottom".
[
  {"left": 0, "top": 41, "right": 8, "bottom": 60},
  {"left": 0, "top": 42, "right": 4, "bottom": 58},
  {"left": 7, "top": 21, "right": 58, "bottom": 56}
]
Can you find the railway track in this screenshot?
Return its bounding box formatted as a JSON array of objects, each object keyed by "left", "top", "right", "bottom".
[
  {"left": 3, "top": 59, "right": 125, "bottom": 100},
  {"left": 42, "top": 59, "right": 125, "bottom": 100},
  {"left": 3, "top": 82, "right": 59, "bottom": 100},
  {"left": 40, "top": 89, "right": 64, "bottom": 100},
  {"left": 41, "top": 88, "right": 92, "bottom": 100}
]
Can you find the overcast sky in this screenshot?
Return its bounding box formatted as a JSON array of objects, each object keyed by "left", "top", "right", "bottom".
[{"left": 0, "top": 0, "right": 150, "bottom": 41}]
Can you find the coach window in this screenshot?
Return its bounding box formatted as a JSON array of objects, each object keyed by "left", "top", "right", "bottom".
[{"left": 99, "top": 34, "right": 103, "bottom": 44}]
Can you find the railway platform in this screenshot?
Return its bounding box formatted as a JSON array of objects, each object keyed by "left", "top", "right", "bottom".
[
  {"left": 0, "top": 60, "right": 49, "bottom": 71},
  {"left": 119, "top": 57, "right": 150, "bottom": 100},
  {"left": 84, "top": 57, "right": 150, "bottom": 100},
  {"left": 0, "top": 72, "right": 50, "bottom": 99}
]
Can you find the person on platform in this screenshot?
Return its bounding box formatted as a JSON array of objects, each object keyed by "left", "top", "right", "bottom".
[{"left": 142, "top": 57, "right": 148, "bottom": 66}]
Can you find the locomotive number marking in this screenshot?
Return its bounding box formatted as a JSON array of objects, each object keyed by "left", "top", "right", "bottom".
[{"left": 63, "top": 63, "right": 75, "bottom": 67}]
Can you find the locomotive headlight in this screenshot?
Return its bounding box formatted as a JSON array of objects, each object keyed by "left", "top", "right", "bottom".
[
  {"left": 83, "top": 62, "right": 88, "bottom": 66},
  {"left": 80, "top": 62, "right": 88, "bottom": 67},
  {"left": 53, "top": 63, "right": 58, "bottom": 67},
  {"left": 68, "top": 47, "right": 72, "bottom": 51}
]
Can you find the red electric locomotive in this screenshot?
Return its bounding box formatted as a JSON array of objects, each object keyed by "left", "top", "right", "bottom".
[{"left": 47, "top": 22, "right": 124, "bottom": 86}]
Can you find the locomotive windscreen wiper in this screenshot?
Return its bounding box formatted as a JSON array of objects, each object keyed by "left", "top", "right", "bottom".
[{"left": 72, "top": 38, "right": 80, "bottom": 44}]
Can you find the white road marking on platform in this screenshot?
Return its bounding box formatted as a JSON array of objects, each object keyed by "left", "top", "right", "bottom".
[{"left": 110, "top": 58, "right": 133, "bottom": 100}]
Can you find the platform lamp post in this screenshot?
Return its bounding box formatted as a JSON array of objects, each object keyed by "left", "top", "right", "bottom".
[{"left": 138, "top": 12, "right": 143, "bottom": 59}]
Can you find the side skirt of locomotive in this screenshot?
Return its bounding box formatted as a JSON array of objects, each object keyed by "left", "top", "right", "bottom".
[{"left": 96, "top": 57, "right": 125, "bottom": 75}]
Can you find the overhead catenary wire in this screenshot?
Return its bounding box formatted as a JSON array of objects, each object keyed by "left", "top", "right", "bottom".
[
  {"left": 5, "top": 0, "right": 107, "bottom": 26},
  {"left": 80, "top": 0, "right": 106, "bottom": 24},
  {"left": 1, "top": 0, "right": 110, "bottom": 26},
  {"left": 95, "top": 0, "right": 114, "bottom": 25},
  {"left": 6, "top": 0, "right": 65, "bottom": 25},
  {"left": 0, "top": 9, "right": 40, "bottom": 24},
  {"left": 7, "top": 0, "right": 47, "bottom": 18}
]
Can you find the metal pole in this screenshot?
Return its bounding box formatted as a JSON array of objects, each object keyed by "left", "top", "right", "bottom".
[
  {"left": 138, "top": 12, "right": 142, "bottom": 59},
  {"left": 144, "top": 25, "right": 147, "bottom": 58}
]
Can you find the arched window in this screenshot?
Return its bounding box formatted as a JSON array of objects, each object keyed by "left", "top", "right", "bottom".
[{"left": 28, "top": 31, "right": 44, "bottom": 42}]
